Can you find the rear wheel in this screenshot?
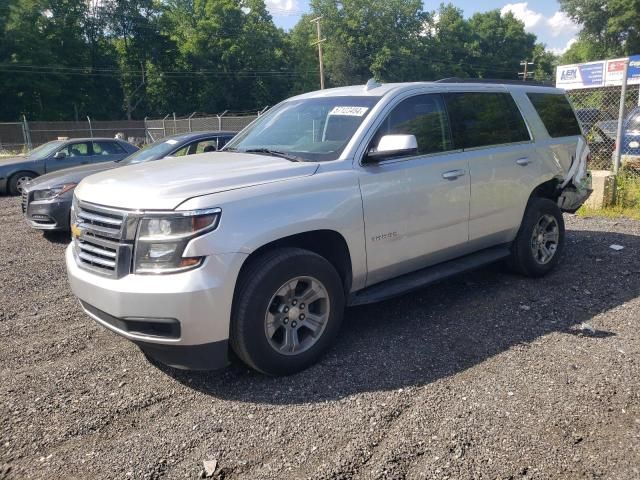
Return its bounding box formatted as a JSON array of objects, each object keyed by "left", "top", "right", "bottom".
[
  {"left": 231, "top": 248, "right": 344, "bottom": 375},
  {"left": 8, "top": 171, "right": 36, "bottom": 195},
  {"left": 508, "top": 197, "right": 565, "bottom": 277}
]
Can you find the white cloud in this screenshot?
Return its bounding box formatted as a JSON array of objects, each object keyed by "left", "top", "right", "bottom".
[
  {"left": 501, "top": 2, "right": 580, "bottom": 53},
  {"left": 265, "top": 0, "right": 300, "bottom": 14},
  {"left": 549, "top": 37, "right": 578, "bottom": 55},
  {"left": 501, "top": 3, "right": 543, "bottom": 29},
  {"left": 547, "top": 11, "right": 580, "bottom": 37}
]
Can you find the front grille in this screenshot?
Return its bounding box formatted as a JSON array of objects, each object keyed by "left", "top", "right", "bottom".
[
  {"left": 21, "top": 190, "right": 28, "bottom": 214},
  {"left": 73, "top": 199, "right": 134, "bottom": 278}
]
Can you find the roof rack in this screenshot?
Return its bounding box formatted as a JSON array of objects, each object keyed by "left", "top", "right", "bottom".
[{"left": 435, "top": 77, "right": 552, "bottom": 87}]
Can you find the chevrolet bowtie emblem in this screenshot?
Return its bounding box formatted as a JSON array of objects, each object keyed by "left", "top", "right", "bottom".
[{"left": 71, "top": 222, "right": 82, "bottom": 238}]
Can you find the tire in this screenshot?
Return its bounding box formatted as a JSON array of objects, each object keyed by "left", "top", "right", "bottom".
[
  {"left": 508, "top": 197, "right": 565, "bottom": 277},
  {"left": 231, "top": 247, "right": 345, "bottom": 376},
  {"left": 8, "top": 171, "right": 36, "bottom": 195}
]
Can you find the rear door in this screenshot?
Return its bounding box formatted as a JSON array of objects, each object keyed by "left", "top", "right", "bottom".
[
  {"left": 92, "top": 140, "right": 128, "bottom": 163},
  {"left": 443, "top": 91, "right": 538, "bottom": 247},
  {"left": 358, "top": 93, "right": 471, "bottom": 285}
]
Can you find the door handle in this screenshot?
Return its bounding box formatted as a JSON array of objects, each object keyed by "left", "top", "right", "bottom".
[
  {"left": 516, "top": 157, "right": 531, "bottom": 166},
  {"left": 442, "top": 169, "right": 466, "bottom": 180}
]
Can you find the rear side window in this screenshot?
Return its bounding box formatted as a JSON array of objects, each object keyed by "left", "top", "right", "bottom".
[
  {"left": 527, "top": 93, "right": 582, "bottom": 138},
  {"left": 93, "top": 141, "right": 125, "bottom": 155},
  {"left": 371, "top": 93, "right": 454, "bottom": 155},
  {"left": 444, "top": 92, "right": 530, "bottom": 149}
]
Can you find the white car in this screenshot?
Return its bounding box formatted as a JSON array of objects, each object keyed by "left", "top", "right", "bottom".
[{"left": 65, "top": 80, "right": 592, "bottom": 375}]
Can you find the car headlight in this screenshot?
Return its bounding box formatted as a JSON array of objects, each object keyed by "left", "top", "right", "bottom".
[
  {"left": 32, "top": 183, "right": 77, "bottom": 201},
  {"left": 133, "top": 209, "right": 221, "bottom": 274}
]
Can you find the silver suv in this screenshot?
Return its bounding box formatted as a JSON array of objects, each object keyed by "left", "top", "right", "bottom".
[{"left": 65, "top": 81, "right": 591, "bottom": 375}]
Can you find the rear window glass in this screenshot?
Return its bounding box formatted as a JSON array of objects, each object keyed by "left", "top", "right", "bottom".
[
  {"left": 527, "top": 93, "right": 582, "bottom": 138},
  {"left": 444, "top": 92, "right": 530, "bottom": 149}
]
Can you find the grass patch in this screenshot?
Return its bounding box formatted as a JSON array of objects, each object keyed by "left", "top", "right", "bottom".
[{"left": 577, "top": 169, "right": 640, "bottom": 220}]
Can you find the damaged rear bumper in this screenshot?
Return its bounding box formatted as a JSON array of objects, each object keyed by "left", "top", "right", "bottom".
[{"left": 558, "top": 171, "right": 592, "bottom": 213}]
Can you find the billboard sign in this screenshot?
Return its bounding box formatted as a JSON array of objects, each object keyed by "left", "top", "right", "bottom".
[
  {"left": 628, "top": 55, "right": 640, "bottom": 85},
  {"left": 557, "top": 55, "right": 640, "bottom": 89},
  {"left": 605, "top": 58, "right": 628, "bottom": 86},
  {"left": 556, "top": 61, "right": 605, "bottom": 89}
]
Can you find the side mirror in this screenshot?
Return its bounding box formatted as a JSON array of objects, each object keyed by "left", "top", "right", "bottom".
[
  {"left": 363, "top": 134, "right": 418, "bottom": 163},
  {"left": 53, "top": 151, "right": 66, "bottom": 159}
]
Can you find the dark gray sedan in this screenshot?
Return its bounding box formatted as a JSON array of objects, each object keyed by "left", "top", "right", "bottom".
[
  {"left": 0, "top": 138, "right": 137, "bottom": 195},
  {"left": 22, "top": 131, "right": 235, "bottom": 232}
]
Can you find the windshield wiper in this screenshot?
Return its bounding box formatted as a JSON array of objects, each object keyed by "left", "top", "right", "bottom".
[{"left": 242, "top": 148, "right": 305, "bottom": 162}]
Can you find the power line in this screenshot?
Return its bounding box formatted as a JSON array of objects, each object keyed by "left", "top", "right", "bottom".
[{"left": 0, "top": 66, "right": 318, "bottom": 78}]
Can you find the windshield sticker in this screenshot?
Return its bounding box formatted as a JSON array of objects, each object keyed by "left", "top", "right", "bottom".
[
  {"left": 329, "top": 106, "right": 369, "bottom": 117},
  {"left": 165, "top": 139, "right": 179, "bottom": 145}
]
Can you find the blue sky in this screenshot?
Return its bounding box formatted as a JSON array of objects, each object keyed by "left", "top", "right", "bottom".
[{"left": 265, "top": 0, "right": 580, "bottom": 54}]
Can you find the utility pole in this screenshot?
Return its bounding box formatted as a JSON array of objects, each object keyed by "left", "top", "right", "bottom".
[
  {"left": 311, "top": 16, "right": 326, "bottom": 89},
  {"left": 519, "top": 59, "right": 534, "bottom": 82}
]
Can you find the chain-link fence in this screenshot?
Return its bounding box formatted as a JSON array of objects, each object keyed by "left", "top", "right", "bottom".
[
  {"left": 568, "top": 81, "right": 640, "bottom": 211},
  {"left": 567, "top": 86, "right": 640, "bottom": 172},
  {"left": 144, "top": 111, "right": 263, "bottom": 143},
  {"left": 0, "top": 110, "right": 265, "bottom": 154},
  {"left": 0, "top": 122, "right": 28, "bottom": 154}
]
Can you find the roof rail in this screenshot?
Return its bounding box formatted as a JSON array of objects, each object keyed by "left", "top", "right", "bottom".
[{"left": 435, "top": 77, "right": 552, "bottom": 87}]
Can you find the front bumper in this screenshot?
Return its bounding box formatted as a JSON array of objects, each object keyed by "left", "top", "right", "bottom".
[
  {"left": 23, "top": 193, "right": 72, "bottom": 231},
  {"left": 65, "top": 244, "right": 248, "bottom": 370}
]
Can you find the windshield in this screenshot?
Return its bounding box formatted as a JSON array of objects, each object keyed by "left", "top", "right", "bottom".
[
  {"left": 27, "top": 140, "right": 65, "bottom": 160},
  {"left": 627, "top": 111, "right": 640, "bottom": 132},
  {"left": 225, "top": 96, "right": 381, "bottom": 162},
  {"left": 119, "top": 137, "right": 182, "bottom": 165}
]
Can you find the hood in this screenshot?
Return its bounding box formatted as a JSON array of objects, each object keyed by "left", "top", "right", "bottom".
[
  {"left": 75, "top": 152, "right": 319, "bottom": 210},
  {"left": 0, "top": 156, "right": 33, "bottom": 171},
  {"left": 27, "top": 161, "right": 119, "bottom": 190}
]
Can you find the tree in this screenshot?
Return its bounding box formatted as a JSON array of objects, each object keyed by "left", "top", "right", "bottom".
[
  {"left": 421, "top": 4, "right": 474, "bottom": 80},
  {"left": 466, "top": 10, "right": 537, "bottom": 79},
  {"left": 531, "top": 44, "right": 557, "bottom": 82},
  {"left": 309, "top": 0, "right": 427, "bottom": 86},
  {"left": 559, "top": 0, "right": 640, "bottom": 59}
]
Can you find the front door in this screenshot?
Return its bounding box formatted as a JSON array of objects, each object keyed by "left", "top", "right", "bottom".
[
  {"left": 45, "top": 141, "right": 93, "bottom": 173},
  {"left": 358, "top": 93, "right": 471, "bottom": 286}
]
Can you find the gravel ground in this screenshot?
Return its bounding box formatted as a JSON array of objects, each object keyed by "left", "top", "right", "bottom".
[{"left": 1, "top": 195, "right": 639, "bottom": 480}]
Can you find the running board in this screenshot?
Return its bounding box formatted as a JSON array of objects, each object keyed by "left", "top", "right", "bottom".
[{"left": 348, "top": 245, "right": 511, "bottom": 306}]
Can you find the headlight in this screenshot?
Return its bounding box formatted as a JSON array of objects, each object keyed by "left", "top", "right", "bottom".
[
  {"left": 32, "top": 183, "right": 77, "bottom": 201},
  {"left": 134, "top": 209, "right": 220, "bottom": 274}
]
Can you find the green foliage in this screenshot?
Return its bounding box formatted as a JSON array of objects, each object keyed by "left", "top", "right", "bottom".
[
  {"left": 0, "top": 0, "right": 562, "bottom": 121},
  {"left": 559, "top": 0, "right": 640, "bottom": 63}
]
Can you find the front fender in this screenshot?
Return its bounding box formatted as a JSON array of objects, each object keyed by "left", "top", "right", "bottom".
[{"left": 179, "top": 170, "right": 368, "bottom": 291}]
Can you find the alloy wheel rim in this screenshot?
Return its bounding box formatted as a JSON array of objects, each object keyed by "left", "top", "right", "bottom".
[
  {"left": 530, "top": 214, "right": 559, "bottom": 265},
  {"left": 264, "top": 276, "right": 330, "bottom": 356},
  {"left": 16, "top": 176, "right": 32, "bottom": 193}
]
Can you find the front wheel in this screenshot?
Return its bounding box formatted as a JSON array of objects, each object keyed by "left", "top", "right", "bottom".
[
  {"left": 508, "top": 197, "right": 565, "bottom": 277},
  {"left": 8, "top": 171, "right": 36, "bottom": 195},
  {"left": 231, "top": 248, "right": 345, "bottom": 376}
]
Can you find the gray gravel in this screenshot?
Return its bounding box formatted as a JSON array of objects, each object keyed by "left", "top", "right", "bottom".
[{"left": 1, "top": 195, "right": 639, "bottom": 480}]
